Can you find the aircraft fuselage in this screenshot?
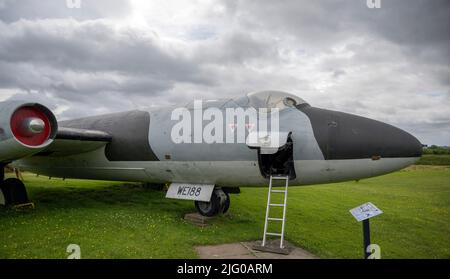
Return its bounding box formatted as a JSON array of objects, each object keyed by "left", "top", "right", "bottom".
[{"left": 13, "top": 91, "right": 422, "bottom": 188}]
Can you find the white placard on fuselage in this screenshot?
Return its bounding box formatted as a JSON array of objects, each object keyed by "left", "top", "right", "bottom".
[
  {"left": 166, "top": 183, "right": 215, "bottom": 202},
  {"left": 350, "top": 202, "right": 383, "bottom": 222}
]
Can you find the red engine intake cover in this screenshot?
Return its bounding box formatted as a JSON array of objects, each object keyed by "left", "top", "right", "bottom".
[{"left": 10, "top": 106, "right": 51, "bottom": 146}]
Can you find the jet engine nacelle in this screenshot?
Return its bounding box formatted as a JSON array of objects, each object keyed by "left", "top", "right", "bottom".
[{"left": 0, "top": 101, "right": 57, "bottom": 163}]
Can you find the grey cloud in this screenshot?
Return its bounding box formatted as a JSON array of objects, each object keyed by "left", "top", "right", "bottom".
[
  {"left": 192, "top": 31, "right": 280, "bottom": 65},
  {"left": 0, "top": 0, "right": 449, "bottom": 144},
  {"left": 0, "top": 0, "right": 131, "bottom": 23},
  {"left": 359, "top": 0, "right": 450, "bottom": 59},
  {"left": 0, "top": 19, "right": 209, "bottom": 84},
  {"left": 332, "top": 69, "right": 346, "bottom": 78},
  {"left": 227, "top": 0, "right": 449, "bottom": 59},
  {"left": 0, "top": 17, "right": 219, "bottom": 115}
]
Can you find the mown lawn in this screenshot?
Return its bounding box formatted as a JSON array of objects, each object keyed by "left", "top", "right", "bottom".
[
  {"left": 0, "top": 166, "right": 449, "bottom": 259},
  {"left": 416, "top": 154, "right": 450, "bottom": 165}
]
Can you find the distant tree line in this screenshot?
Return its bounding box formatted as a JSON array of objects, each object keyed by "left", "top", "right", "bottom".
[{"left": 423, "top": 145, "right": 450, "bottom": 155}]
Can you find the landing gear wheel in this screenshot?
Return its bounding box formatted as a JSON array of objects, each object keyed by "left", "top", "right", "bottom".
[
  {"left": 221, "top": 192, "right": 230, "bottom": 214},
  {"left": 0, "top": 165, "right": 4, "bottom": 181},
  {"left": 0, "top": 186, "right": 5, "bottom": 206},
  {"left": 0, "top": 178, "right": 29, "bottom": 206},
  {"left": 195, "top": 190, "right": 221, "bottom": 217},
  {"left": 194, "top": 189, "right": 230, "bottom": 217}
]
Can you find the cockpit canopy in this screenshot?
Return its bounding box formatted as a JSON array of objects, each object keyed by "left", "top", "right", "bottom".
[
  {"left": 186, "top": 90, "right": 308, "bottom": 110},
  {"left": 241, "top": 90, "right": 308, "bottom": 110}
]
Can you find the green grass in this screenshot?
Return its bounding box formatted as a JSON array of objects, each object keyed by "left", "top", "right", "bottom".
[
  {"left": 0, "top": 166, "right": 449, "bottom": 259},
  {"left": 416, "top": 154, "right": 450, "bottom": 165}
]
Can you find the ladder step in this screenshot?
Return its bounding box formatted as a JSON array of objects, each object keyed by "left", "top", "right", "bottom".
[
  {"left": 271, "top": 176, "right": 289, "bottom": 180},
  {"left": 265, "top": 232, "right": 282, "bottom": 236},
  {"left": 268, "top": 218, "right": 283, "bottom": 221},
  {"left": 271, "top": 190, "right": 286, "bottom": 193},
  {"left": 269, "top": 203, "right": 285, "bottom": 207}
]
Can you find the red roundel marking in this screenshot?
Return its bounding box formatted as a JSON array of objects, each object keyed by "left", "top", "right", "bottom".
[{"left": 10, "top": 106, "right": 51, "bottom": 146}]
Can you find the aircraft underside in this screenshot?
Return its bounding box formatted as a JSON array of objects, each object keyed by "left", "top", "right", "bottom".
[{"left": 13, "top": 152, "right": 419, "bottom": 187}]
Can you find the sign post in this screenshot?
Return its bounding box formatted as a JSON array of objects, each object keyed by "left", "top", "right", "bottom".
[
  {"left": 350, "top": 202, "right": 383, "bottom": 259},
  {"left": 362, "top": 219, "right": 371, "bottom": 259}
]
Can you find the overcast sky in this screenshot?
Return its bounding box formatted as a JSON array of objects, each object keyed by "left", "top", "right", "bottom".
[{"left": 0, "top": 0, "right": 449, "bottom": 145}]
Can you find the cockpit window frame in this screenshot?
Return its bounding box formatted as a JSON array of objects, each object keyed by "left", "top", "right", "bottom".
[
  {"left": 184, "top": 91, "right": 308, "bottom": 111},
  {"left": 244, "top": 90, "right": 308, "bottom": 111}
]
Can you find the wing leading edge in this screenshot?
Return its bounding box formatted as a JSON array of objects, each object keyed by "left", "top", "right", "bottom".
[{"left": 34, "top": 127, "right": 112, "bottom": 157}]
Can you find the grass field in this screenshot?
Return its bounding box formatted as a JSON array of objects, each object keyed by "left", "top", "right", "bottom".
[
  {"left": 416, "top": 154, "right": 450, "bottom": 165},
  {"left": 0, "top": 165, "right": 449, "bottom": 259}
]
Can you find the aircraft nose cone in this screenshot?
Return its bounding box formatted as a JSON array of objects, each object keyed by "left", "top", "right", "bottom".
[
  {"left": 362, "top": 121, "right": 423, "bottom": 159},
  {"left": 332, "top": 114, "right": 423, "bottom": 160},
  {"left": 298, "top": 106, "right": 423, "bottom": 160},
  {"left": 384, "top": 125, "right": 423, "bottom": 159}
]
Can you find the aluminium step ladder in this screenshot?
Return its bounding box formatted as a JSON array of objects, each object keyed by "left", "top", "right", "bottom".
[{"left": 262, "top": 175, "right": 289, "bottom": 249}]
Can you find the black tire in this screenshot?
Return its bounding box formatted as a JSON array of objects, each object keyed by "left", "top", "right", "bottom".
[
  {"left": 194, "top": 190, "right": 231, "bottom": 216},
  {"left": 221, "top": 192, "right": 230, "bottom": 214},
  {"left": 195, "top": 190, "right": 221, "bottom": 217},
  {"left": 0, "top": 178, "right": 29, "bottom": 206}
]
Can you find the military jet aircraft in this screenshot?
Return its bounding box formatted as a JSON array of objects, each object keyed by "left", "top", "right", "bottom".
[{"left": 0, "top": 91, "right": 422, "bottom": 216}]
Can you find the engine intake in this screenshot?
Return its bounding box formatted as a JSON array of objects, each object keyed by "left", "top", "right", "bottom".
[{"left": 0, "top": 101, "right": 57, "bottom": 163}]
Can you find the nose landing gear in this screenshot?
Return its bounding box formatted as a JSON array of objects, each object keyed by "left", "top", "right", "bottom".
[{"left": 194, "top": 188, "right": 230, "bottom": 217}]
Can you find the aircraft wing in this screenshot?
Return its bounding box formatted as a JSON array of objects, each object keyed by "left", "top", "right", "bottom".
[{"left": 34, "top": 127, "right": 112, "bottom": 157}]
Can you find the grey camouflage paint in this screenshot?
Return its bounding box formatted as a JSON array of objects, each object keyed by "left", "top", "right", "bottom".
[
  {"left": 148, "top": 106, "right": 324, "bottom": 162},
  {"left": 60, "top": 110, "right": 159, "bottom": 161},
  {"left": 10, "top": 91, "right": 422, "bottom": 187}
]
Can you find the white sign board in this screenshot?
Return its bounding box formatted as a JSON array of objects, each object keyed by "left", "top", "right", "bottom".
[
  {"left": 166, "top": 183, "right": 214, "bottom": 202},
  {"left": 350, "top": 202, "right": 383, "bottom": 222}
]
